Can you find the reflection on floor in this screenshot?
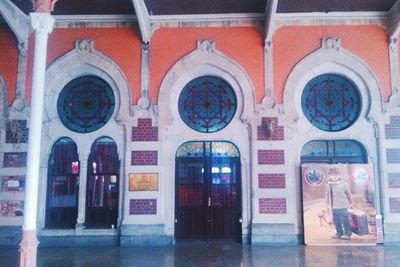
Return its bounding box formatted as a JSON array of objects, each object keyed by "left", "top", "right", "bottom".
[{"left": 1, "top": 242, "right": 400, "bottom": 267}]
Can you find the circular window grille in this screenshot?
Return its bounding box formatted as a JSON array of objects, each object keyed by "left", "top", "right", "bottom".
[
  {"left": 57, "top": 76, "right": 115, "bottom": 133},
  {"left": 301, "top": 74, "right": 361, "bottom": 132},
  {"left": 178, "top": 76, "right": 237, "bottom": 133}
]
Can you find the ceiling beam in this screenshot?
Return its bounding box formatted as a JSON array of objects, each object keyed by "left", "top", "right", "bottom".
[
  {"left": 0, "top": 1, "right": 29, "bottom": 55},
  {"left": 132, "top": 0, "right": 151, "bottom": 43},
  {"left": 264, "top": 0, "right": 278, "bottom": 45},
  {"left": 389, "top": 0, "right": 400, "bottom": 40}
]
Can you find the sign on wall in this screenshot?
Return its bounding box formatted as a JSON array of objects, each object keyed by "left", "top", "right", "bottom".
[
  {"left": 129, "top": 173, "right": 158, "bottom": 191},
  {"left": 301, "top": 163, "right": 376, "bottom": 245}
]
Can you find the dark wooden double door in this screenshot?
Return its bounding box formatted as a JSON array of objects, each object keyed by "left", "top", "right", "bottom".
[{"left": 175, "top": 156, "right": 242, "bottom": 240}]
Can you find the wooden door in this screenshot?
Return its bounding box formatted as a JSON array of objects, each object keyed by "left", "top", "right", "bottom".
[
  {"left": 175, "top": 155, "right": 241, "bottom": 240},
  {"left": 208, "top": 157, "right": 241, "bottom": 239}
]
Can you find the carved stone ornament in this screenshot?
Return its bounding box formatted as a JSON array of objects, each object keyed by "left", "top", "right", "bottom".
[
  {"left": 75, "top": 39, "right": 95, "bottom": 52},
  {"left": 261, "top": 89, "right": 276, "bottom": 109},
  {"left": 31, "top": 0, "right": 58, "bottom": 13},
  {"left": 389, "top": 87, "right": 400, "bottom": 107},
  {"left": 11, "top": 98, "right": 26, "bottom": 112},
  {"left": 138, "top": 91, "right": 151, "bottom": 110},
  {"left": 30, "top": 12, "right": 55, "bottom": 34},
  {"left": 390, "top": 38, "right": 398, "bottom": 52},
  {"left": 18, "top": 42, "right": 27, "bottom": 57},
  {"left": 197, "top": 39, "right": 216, "bottom": 53},
  {"left": 265, "top": 40, "right": 272, "bottom": 55},
  {"left": 322, "top": 37, "right": 341, "bottom": 51}
]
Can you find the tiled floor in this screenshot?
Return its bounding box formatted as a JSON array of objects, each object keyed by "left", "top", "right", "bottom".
[{"left": 1, "top": 243, "right": 400, "bottom": 267}]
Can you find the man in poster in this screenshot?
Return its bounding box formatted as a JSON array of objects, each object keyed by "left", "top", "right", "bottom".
[{"left": 326, "top": 167, "right": 352, "bottom": 240}]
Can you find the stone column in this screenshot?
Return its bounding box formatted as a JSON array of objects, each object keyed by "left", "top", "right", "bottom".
[
  {"left": 19, "top": 12, "right": 54, "bottom": 267},
  {"left": 76, "top": 159, "right": 88, "bottom": 230}
]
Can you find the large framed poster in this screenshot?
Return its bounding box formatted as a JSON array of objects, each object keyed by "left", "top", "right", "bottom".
[{"left": 302, "top": 164, "right": 376, "bottom": 245}]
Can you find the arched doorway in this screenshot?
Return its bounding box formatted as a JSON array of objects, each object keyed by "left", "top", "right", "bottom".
[
  {"left": 175, "top": 141, "right": 242, "bottom": 241},
  {"left": 86, "top": 137, "right": 119, "bottom": 228},
  {"left": 300, "top": 140, "right": 376, "bottom": 245},
  {"left": 46, "top": 138, "right": 79, "bottom": 228}
]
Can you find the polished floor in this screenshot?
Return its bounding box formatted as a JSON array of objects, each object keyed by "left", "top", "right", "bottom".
[{"left": 1, "top": 242, "right": 400, "bottom": 267}]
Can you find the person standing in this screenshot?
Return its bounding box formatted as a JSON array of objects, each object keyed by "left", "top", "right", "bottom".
[{"left": 326, "top": 167, "right": 353, "bottom": 240}]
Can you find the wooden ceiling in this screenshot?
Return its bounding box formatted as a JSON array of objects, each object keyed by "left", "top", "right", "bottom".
[
  {"left": 10, "top": 0, "right": 398, "bottom": 15},
  {"left": 277, "top": 0, "right": 397, "bottom": 13}
]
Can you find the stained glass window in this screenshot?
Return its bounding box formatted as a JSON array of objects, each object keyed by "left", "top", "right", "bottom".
[
  {"left": 301, "top": 74, "right": 361, "bottom": 132},
  {"left": 301, "top": 140, "right": 367, "bottom": 164},
  {"left": 176, "top": 141, "right": 239, "bottom": 158},
  {"left": 57, "top": 76, "right": 115, "bottom": 133},
  {"left": 178, "top": 76, "right": 237, "bottom": 133}
]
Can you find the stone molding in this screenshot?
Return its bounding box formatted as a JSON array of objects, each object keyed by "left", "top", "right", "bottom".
[
  {"left": 0, "top": 1, "right": 29, "bottom": 55},
  {"left": 389, "top": 37, "right": 400, "bottom": 108},
  {"left": 30, "top": 12, "right": 54, "bottom": 35},
  {"left": 0, "top": 76, "right": 7, "bottom": 129}
]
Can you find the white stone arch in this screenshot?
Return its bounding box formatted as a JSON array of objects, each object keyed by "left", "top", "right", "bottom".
[
  {"left": 45, "top": 39, "right": 132, "bottom": 124},
  {"left": 42, "top": 39, "right": 129, "bottom": 164},
  {"left": 158, "top": 39, "right": 256, "bottom": 241},
  {"left": 283, "top": 37, "right": 383, "bottom": 124},
  {"left": 158, "top": 39, "right": 256, "bottom": 123},
  {"left": 282, "top": 38, "right": 385, "bottom": 238},
  {"left": 38, "top": 39, "right": 130, "bottom": 229}
]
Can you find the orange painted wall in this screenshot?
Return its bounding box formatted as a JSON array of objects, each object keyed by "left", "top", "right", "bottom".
[
  {"left": 26, "top": 28, "right": 142, "bottom": 104},
  {"left": 151, "top": 27, "right": 265, "bottom": 103},
  {"left": 273, "top": 26, "right": 391, "bottom": 103},
  {"left": 0, "top": 29, "right": 18, "bottom": 104}
]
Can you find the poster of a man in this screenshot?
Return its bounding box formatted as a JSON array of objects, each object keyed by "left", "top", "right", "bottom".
[{"left": 302, "top": 163, "right": 376, "bottom": 245}]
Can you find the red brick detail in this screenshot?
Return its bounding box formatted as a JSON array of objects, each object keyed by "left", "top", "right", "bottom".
[
  {"left": 0, "top": 200, "right": 24, "bottom": 217},
  {"left": 387, "top": 149, "right": 400, "bottom": 164},
  {"left": 1, "top": 176, "right": 25, "bottom": 191},
  {"left": 259, "top": 198, "right": 287, "bottom": 214},
  {"left": 258, "top": 150, "right": 285, "bottom": 165},
  {"left": 389, "top": 198, "right": 400, "bottom": 213},
  {"left": 3, "top": 153, "right": 27, "bottom": 168},
  {"left": 132, "top": 118, "right": 158, "bottom": 142},
  {"left": 129, "top": 199, "right": 157, "bottom": 215},
  {"left": 388, "top": 173, "right": 400, "bottom": 188},
  {"left": 258, "top": 173, "right": 285, "bottom": 189},
  {"left": 131, "top": 151, "right": 158, "bottom": 165},
  {"left": 257, "top": 117, "right": 284, "bottom": 141},
  {"left": 385, "top": 116, "right": 400, "bottom": 139}
]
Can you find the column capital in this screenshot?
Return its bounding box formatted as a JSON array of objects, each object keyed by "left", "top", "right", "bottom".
[{"left": 30, "top": 12, "right": 54, "bottom": 35}]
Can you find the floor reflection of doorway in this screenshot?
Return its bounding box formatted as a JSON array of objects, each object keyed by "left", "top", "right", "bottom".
[{"left": 175, "top": 141, "right": 242, "bottom": 241}]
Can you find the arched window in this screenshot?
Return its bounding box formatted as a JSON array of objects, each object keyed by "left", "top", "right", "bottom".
[
  {"left": 86, "top": 137, "right": 119, "bottom": 228},
  {"left": 178, "top": 76, "right": 237, "bottom": 133},
  {"left": 46, "top": 138, "right": 79, "bottom": 228},
  {"left": 301, "top": 140, "right": 367, "bottom": 164},
  {"left": 301, "top": 74, "right": 361, "bottom": 132},
  {"left": 176, "top": 141, "right": 240, "bottom": 158}
]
